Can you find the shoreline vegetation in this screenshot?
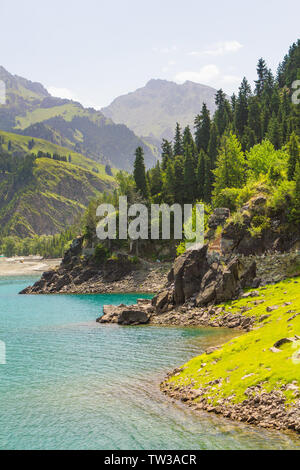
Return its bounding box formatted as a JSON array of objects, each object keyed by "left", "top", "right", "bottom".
[{"left": 160, "top": 277, "right": 300, "bottom": 434}]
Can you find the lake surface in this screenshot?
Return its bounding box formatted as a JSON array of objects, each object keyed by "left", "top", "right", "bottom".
[{"left": 0, "top": 276, "right": 299, "bottom": 450}]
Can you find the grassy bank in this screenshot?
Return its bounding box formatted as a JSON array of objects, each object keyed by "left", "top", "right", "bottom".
[{"left": 163, "top": 277, "right": 300, "bottom": 430}]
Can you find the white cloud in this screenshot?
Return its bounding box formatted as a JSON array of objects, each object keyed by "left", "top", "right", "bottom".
[
  {"left": 174, "top": 65, "right": 241, "bottom": 92},
  {"left": 188, "top": 40, "right": 243, "bottom": 57},
  {"left": 175, "top": 65, "right": 220, "bottom": 83},
  {"left": 47, "top": 86, "right": 79, "bottom": 101}
]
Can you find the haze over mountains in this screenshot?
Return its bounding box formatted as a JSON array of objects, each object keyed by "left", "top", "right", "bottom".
[
  {"left": 102, "top": 79, "right": 218, "bottom": 142},
  {"left": 0, "top": 66, "right": 221, "bottom": 238},
  {"left": 0, "top": 66, "right": 157, "bottom": 171}
]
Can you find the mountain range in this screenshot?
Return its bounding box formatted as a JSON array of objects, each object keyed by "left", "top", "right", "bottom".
[
  {"left": 0, "top": 67, "right": 219, "bottom": 238},
  {"left": 0, "top": 66, "right": 157, "bottom": 171},
  {"left": 102, "top": 79, "right": 218, "bottom": 141}
]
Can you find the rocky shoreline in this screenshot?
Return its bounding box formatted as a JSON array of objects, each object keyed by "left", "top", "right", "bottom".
[{"left": 161, "top": 380, "right": 300, "bottom": 434}]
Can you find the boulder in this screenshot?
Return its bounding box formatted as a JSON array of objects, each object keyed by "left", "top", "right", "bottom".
[
  {"left": 118, "top": 309, "right": 150, "bottom": 325},
  {"left": 152, "top": 289, "right": 173, "bottom": 314},
  {"left": 98, "top": 302, "right": 153, "bottom": 325},
  {"left": 173, "top": 244, "right": 210, "bottom": 305},
  {"left": 152, "top": 246, "right": 257, "bottom": 312},
  {"left": 208, "top": 208, "right": 231, "bottom": 230}
]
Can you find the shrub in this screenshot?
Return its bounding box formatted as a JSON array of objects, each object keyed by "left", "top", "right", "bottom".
[
  {"left": 248, "top": 216, "right": 271, "bottom": 238},
  {"left": 267, "top": 180, "right": 294, "bottom": 213},
  {"left": 94, "top": 243, "right": 109, "bottom": 263},
  {"left": 214, "top": 187, "right": 241, "bottom": 212}
]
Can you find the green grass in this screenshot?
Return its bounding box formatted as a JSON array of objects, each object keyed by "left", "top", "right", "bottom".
[
  {"left": 0, "top": 129, "right": 117, "bottom": 180},
  {"left": 14, "top": 102, "right": 108, "bottom": 130},
  {"left": 167, "top": 277, "right": 300, "bottom": 405}
]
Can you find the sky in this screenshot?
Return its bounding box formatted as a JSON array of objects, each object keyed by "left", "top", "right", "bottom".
[{"left": 1, "top": 0, "right": 299, "bottom": 109}]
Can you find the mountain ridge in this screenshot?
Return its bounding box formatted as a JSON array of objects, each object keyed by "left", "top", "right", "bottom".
[
  {"left": 101, "top": 78, "right": 219, "bottom": 141},
  {"left": 0, "top": 66, "right": 157, "bottom": 170}
]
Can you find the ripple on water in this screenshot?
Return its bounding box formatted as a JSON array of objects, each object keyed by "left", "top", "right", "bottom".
[{"left": 0, "top": 277, "right": 299, "bottom": 450}]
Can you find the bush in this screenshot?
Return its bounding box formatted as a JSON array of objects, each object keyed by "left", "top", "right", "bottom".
[
  {"left": 267, "top": 180, "right": 294, "bottom": 213},
  {"left": 248, "top": 216, "right": 271, "bottom": 238},
  {"left": 94, "top": 243, "right": 109, "bottom": 263},
  {"left": 213, "top": 187, "right": 241, "bottom": 212}
]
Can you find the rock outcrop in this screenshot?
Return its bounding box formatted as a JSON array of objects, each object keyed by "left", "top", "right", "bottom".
[
  {"left": 151, "top": 244, "right": 258, "bottom": 313},
  {"left": 208, "top": 208, "right": 231, "bottom": 230},
  {"left": 97, "top": 299, "right": 154, "bottom": 325},
  {"left": 20, "top": 242, "right": 169, "bottom": 295},
  {"left": 220, "top": 196, "right": 300, "bottom": 256}
]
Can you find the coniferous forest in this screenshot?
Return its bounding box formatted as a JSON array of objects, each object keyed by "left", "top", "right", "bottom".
[{"left": 131, "top": 41, "right": 300, "bottom": 224}]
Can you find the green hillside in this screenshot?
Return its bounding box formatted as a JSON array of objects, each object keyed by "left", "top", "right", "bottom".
[
  {"left": 0, "top": 66, "right": 158, "bottom": 170},
  {"left": 0, "top": 129, "right": 116, "bottom": 178},
  {"left": 0, "top": 132, "right": 116, "bottom": 237}
]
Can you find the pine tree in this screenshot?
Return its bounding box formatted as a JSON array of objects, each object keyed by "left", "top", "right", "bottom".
[
  {"left": 287, "top": 132, "right": 300, "bottom": 180},
  {"left": 148, "top": 161, "right": 163, "bottom": 201},
  {"left": 133, "top": 147, "right": 149, "bottom": 199},
  {"left": 214, "top": 89, "right": 231, "bottom": 136},
  {"left": 194, "top": 103, "right": 211, "bottom": 153},
  {"left": 162, "top": 159, "right": 175, "bottom": 205},
  {"left": 173, "top": 123, "right": 183, "bottom": 156},
  {"left": 213, "top": 133, "right": 246, "bottom": 197},
  {"left": 161, "top": 139, "right": 173, "bottom": 170},
  {"left": 255, "top": 58, "right": 268, "bottom": 96},
  {"left": 196, "top": 150, "right": 206, "bottom": 201},
  {"left": 173, "top": 155, "right": 185, "bottom": 205},
  {"left": 207, "top": 122, "right": 218, "bottom": 169},
  {"left": 203, "top": 154, "right": 212, "bottom": 202},
  {"left": 234, "top": 77, "right": 252, "bottom": 137},
  {"left": 183, "top": 145, "right": 196, "bottom": 204},
  {"left": 267, "top": 113, "right": 282, "bottom": 149},
  {"left": 247, "top": 96, "right": 261, "bottom": 141}
]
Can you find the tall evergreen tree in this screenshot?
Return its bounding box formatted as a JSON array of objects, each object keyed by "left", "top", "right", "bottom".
[
  {"left": 183, "top": 145, "right": 197, "bottom": 204},
  {"left": 267, "top": 113, "right": 282, "bottom": 149},
  {"left": 214, "top": 89, "right": 231, "bottom": 136},
  {"left": 234, "top": 77, "right": 252, "bottom": 137},
  {"left": 194, "top": 103, "right": 211, "bottom": 153},
  {"left": 213, "top": 133, "right": 246, "bottom": 197},
  {"left": 196, "top": 150, "right": 206, "bottom": 201},
  {"left": 173, "top": 123, "right": 183, "bottom": 156},
  {"left": 148, "top": 161, "right": 163, "bottom": 200},
  {"left": 255, "top": 58, "right": 268, "bottom": 96},
  {"left": 133, "top": 147, "right": 149, "bottom": 199},
  {"left": 173, "top": 155, "right": 185, "bottom": 205},
  {"left": 207, "top": 122, "right": 219, "bottom": 169},
  {"left": 161, "top": 139, "right": 173, "bottom": 170}
]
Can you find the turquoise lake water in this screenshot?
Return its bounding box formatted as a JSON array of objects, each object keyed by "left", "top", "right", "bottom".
[{"left": 0, "top": 276, "right": 299, "bottom": 450}]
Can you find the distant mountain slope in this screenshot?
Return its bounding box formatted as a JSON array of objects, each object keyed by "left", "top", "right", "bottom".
[
  {"left": 0, "top": 130, "right": 116, "bottom": 237},
  {"left": 0, "top": 129, "right": 117, "bottom": 176},
  {"left": 0, "top": 66, "right": 157, "bottom": 170},
  {"left": 0, "top": 157, "right": 115, "bottom": 238},
  {"left": 101, "top": 79, "right": 218, "bottom": 141}
]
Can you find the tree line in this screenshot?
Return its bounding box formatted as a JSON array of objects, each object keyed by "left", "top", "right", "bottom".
[{"left": 131, "top": 40, "right": 300, "bottom": 222}]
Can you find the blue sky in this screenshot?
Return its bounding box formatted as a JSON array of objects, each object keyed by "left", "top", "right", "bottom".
[{"left": 1, "top": 0, "right": 299, "bottom": 108}]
